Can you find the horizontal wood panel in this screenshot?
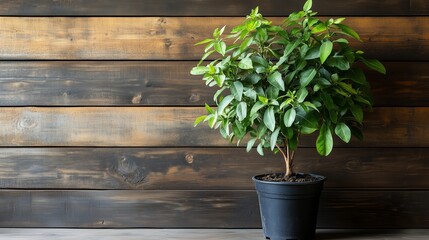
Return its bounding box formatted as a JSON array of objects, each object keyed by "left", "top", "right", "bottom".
[
  {"left": 0, "top": 17, "right": 426, "bottom": 60},
  {"left": 0, "top": 190, "right": 427, "bottom": 228},
  {"left": 0, "top": 61, "right": 427, "bottom": 107},
  {"left": 0, "top": 0, "right": 424, "bottom": 16},
  {"left": 0, "top": 61, "right": 211, "bottom": 106},
  {"left": 0, "top": 107, "right": 427, "bottom": 147},
  {"left": 0, "top": 148, "right": 427, "bottom": 190}
]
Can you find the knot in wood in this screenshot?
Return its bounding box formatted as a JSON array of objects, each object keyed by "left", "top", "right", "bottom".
[
  {"left": 131, "top": 94, "right": 142, "bottom": 104},
  {"left": 185, "top": 154, "right": 194, "bottom": 164}
]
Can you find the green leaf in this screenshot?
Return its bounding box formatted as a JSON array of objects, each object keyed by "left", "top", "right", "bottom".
[
  {"left": 205, "top": 103, "right": 215, "bottom": 114},
  {"left": 244, "top": 89, "right": 257, "bottom": 101},
  {"left": 335, "top": 123, "right": 351, "bottom": 143},
  {"left": 270, "top": 127, "right": 281, "bottom": 151},
  {"left": 296, "top": 88, "right": 308, "bottom": 103},
  {"left": 258, "top": 95, "right": 269, "bottom": 104},
  {"left": 195, "top": 38, "right": 213, "bottom": 46},
  {"left": 256, "top": 143, "right": 264, "bottom": 156},
  {"left": 351, "top": 104, "right": 363, "bottom": 123},
  {"left": 213, "top": 74, "right": 226, "bottom": 87},
  {"left": 240, "top": 37, "right": 254, "bottom": 52},
  {"left": 250, "top": 101, "right": 265, "bottom": 116},
  {"left": 345, "top": 68, "right": 368, "bottom": 86},
  {"left": 326, "top": 56, "right": 350, "bottom": 70},
  {"left": 198, "top": 50, "right": 215, "bottom": 65},
  {"left": 361, "top": 59, "right": 386, "bottom": 74},
  {"left": 338, "top": 82, "right": 357, "bottom": 95},
  {"left": 316, "top": 123, "right": 333, "bottom": 156},
  {"left": 246, "top": 138, "right": 257, "bottom": 152},
  {"left": 194, "top": 115, "right": 207, "bottom": 127},
  {"left": 238, "top": 57, "right": 253, "bottom": 70},
  {"left": 311, "top": 23, "right": 327, "bottom": 34},
  {"left": 320, "top": 40, "right": 333, "bottom": 64},
  {"left": 283, "top": 108, "right": 296, "bottom": 127},
  {"left": 299, "top": 68, "right": 317, "bottom": 87},
  {"left": 207, "top": 113, "right": 218, "bottom": 128},
  {"left": 337, "top": 23, "right": 361, "bottom": 41},
  {"left": 263, "top": 106, "right": 276, "bottom": 131},
  {"left": 303, "top": 0, "right": 312, "bottom": 11},
  {"left": 231, "top": 81, "right": 244, "bottom": 101},
  {"left": 190, "top": 66, "right": 208, "bottom": 75},
  {"left": 304, "top": 47, "right": 320, "bottom": 60},
  {"left": 236, "top": 102, "right": 247, "bottom": 121},
  {"left": 283, "top": 40, "right": 301, "bottom": 58},
  {"left": 217, "top": 95, "right": 234, "bottom": 115},
  {"left": 214, "top": 41, "right": 226, "bottom": 56},
  {"left": 268, "top": 71, "right": 285, "bottom": 91}
]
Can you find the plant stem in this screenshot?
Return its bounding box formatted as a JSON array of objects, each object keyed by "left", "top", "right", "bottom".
[{"left": 276, "top": 141, "right": 293, "bottom": 178}]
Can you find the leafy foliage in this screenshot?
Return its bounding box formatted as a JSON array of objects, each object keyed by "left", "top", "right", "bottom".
[{"left": 191, "top": 0, "right": 385, "bottom": 176}]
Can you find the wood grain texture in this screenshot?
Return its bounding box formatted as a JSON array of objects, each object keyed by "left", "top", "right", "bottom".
[
  {"left": 0, "top": 190, "right": 427, "bottom": 228},
  {"left": 411, "top": 0, "right": 429, "bottom": 14},
  {"left": 0, "top": 148, "right": 427, "bottom": 190},
  {"left": 0, "top": 0, "right": 423, "bottom": 16},
  {"left": 0, "top": 17, "right": 426, "bottom": 60},
  {"left": 0, "top": 61, "right": 210, "bottom": 106},
  {"left": 0, "top": 107, "right": 427, "bottom": 147},
  {"left": 0, "top": 61, "right": 426, "bottom": 107},
  {"left": 0, "top": 229, "right": 428, "bottom": 240}
]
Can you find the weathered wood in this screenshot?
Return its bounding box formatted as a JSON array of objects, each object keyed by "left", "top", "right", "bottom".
[
  {"left": 318, "top": 190, "right": 429, "bottom": 228},
  {"left": 0, "top": 0, "right": 424, "bottom": 16},
  {"left": 0, "top": 190, "right": 427, "bottom": 228},
  {"left": 411, "top": 0, "right": 429, "bottom": 14},
  {"left": 0, "top": 61, "right": 210, "bottom": 106},
  {"left": 0, "top": 107, "right": 429, "bottom": 147},
  {"left": 0, "top": 107, "right": 427, "bottom": 147},
  {"left": 0, "top": 147, "right": 427, "bottom": 190},
  {"left": 0, "top": 229, "right": 427, "bottom": 240},
  {"left": 0, "top": 61, "right": 427, "bottom": 107},
  {"left": 0, "top": 17, "right": 426, "bottom": 60},
  {"left": 0, "top": 148, "right": 280, "bottom": 190},
  {"left": 368, "top": 62, "right": 429, "bottom": 107}
]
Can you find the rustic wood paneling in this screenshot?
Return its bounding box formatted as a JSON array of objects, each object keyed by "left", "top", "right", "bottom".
[
  {"left": 0, "top": 148, "right": 427, "bottom": 190},
  {"left": 0, "top": 0, "right": 423, "bottom": 16},
  {"left": 0, "top": 61, "right": 211, "bottom": 106},
  {"left": 318, "top": 190, "right": 429, "bottom": 228},
  {"left": 411, "top": 0, "right": 429, "bottom": 14},
  {"left": 0, "top": 61, "right": 427, "bottom": 107},
  {"left": 0, "top": 107, "right": 427, "bottom": 147},
  {"left": 0, "top": 190, "right": 427, "bottom": 228},
  {"left": 0, "top": 17, "right": 426, "bottom": 60}
]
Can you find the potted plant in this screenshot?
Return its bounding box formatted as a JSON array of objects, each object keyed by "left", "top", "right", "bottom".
[{"left": 191, "top": 0, "right": 385, "bottom": 239}]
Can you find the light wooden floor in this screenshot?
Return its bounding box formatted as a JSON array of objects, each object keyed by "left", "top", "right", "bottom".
[{"left": 0, "top": 229, "right": 427, "bottom": 240}]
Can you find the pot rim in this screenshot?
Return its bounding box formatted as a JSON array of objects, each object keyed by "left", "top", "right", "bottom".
[{"left": 252, "top": 173, "right": 326, "bottom": 185}]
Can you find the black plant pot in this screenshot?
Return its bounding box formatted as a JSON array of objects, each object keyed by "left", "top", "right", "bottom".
[{"left": 253, "top": 173, "right": 326, "bottom": 240}]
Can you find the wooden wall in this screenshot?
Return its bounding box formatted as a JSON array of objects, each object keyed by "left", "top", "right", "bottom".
[{"left": 0, "top": 0, "right": 427, "bottom": 228}]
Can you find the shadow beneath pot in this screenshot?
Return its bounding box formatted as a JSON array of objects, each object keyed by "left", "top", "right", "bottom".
[{"left": 315, "top": 229, "right": 399, "bottom": 240}]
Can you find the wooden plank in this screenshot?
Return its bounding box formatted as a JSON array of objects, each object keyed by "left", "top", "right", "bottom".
[
  {"left": 0, "top": 0, "right": 422, "bottom": 16},
  {"left": 0, "top": 61, "right": 427, "bottom": 107},
  {"left": 0, "top": 190, "right": 427, "bottom": 228},
  {"left": 368, "top": 62, "right": 429, "bottom": 107},
  {"left": 411, "top": 0, "right": 429, "bottom": 14},
  {"left": 0, "top": 61, "right": 211, "bottom": 106},
  {"left": 318, "top": 190, "right": 429, "bottom": 228},
  {"left": 0, "top": 107, "right": 427, "bottom": 147},
  {"left": 0, "top": 148, "right": 427, "bottom": 190},
  {"left": 0, "top": 229, "right": 427, "bottom": 240},
  {"left": 0, "top": 17, "right": 426, "bottom": 60}
]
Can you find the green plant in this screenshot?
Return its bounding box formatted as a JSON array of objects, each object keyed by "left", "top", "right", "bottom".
[{"left": 191, "top": 0, "right": 385, "bottom": 178}]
